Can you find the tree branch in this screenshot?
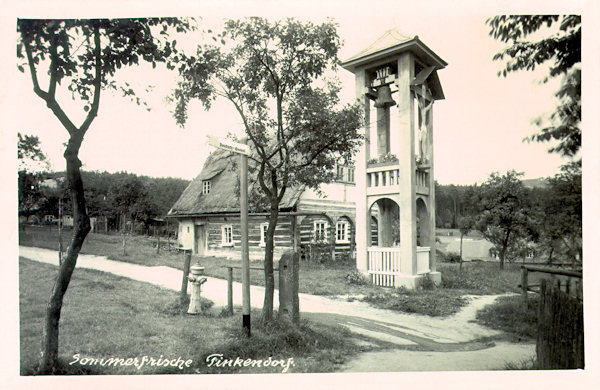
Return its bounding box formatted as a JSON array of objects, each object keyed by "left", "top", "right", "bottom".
[
  {"left": 79, "top": 24, "right": 102, "bottom": 133},
  {"left": 23, "top": 34, "right": 78, "bottom": 135}
]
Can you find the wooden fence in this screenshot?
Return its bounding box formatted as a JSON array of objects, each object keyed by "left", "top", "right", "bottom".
[
  {"left": 519, "top": 265, "right": 584, "bottom": 369},
  {"left": 537, "top": 278, "right": 584, "bottom": 369},
  {"left": 520, "top": 264, "right": 582, "bottom": 303}
]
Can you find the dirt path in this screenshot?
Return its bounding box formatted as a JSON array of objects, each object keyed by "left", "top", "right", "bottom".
[{"left": 19, "top": 245, "right": 535, "bottom": 371}]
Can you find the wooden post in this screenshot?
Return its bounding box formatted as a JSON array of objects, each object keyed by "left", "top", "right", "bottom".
[
  {"left": 227, "top": 266, "right": 233, "bottom": 315},
  {"left": 180, "top": 250, "right": 192, "bottom": 305},
  {"left": 278, "top": 251, "right": 300, "bottom": 323},
  {"left": 157, "top": 234, "right": 161, "bottom": 254},
  {"left": 521, "top": 266, "right": 528, "bottom": 304},
  {"left": 167, "top": 219, "right": 171, "bottom": 251}
]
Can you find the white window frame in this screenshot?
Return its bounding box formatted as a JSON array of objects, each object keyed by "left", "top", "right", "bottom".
[
  {"left": 336, "top": 165, "right": 344, "bottom": 181},
  {"left": 259, "top": 222, "right": 269, "bottom": 247},
  {"left": 202, "top": 180, "right": 211, "bottom": 195},
  {"left": 313, "top": 221, "right": 328, "bottom": 242},
  {"left": 347, "top": 167, "right": 355, "bottom": 183},
  {"left": 336, "top": 221, "right": 350, "bottom": 243},
  {"left": 221, "top": 225, "right": 233, "bottom": 247}
]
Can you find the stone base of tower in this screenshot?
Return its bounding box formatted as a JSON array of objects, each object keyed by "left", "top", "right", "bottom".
[
  {"left": 392, "top": 272, "right": 441, "bottom": 289},
  {"left": 393, "top": 274, "right": 424, "bottom": 289}
]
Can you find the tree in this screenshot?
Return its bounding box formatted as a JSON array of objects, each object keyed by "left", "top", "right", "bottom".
[
  {"left": 538, "top": 161, "right": 582, "bottom": 262},
  {"left": 171, "top": 17, "right": 363, "bottom": 321},
  {"left": 18, "top": 133, "right": 50, "bottom": 220},
  {"left": 457, "top": 216, "right": 475, "bottom": 271},
  {"left": 17, "top": 18, "right": 191, "bottom": 374},
  {"left": 487, "top": 15, "right": 581, "bottom": 157},
  {"left": 476, "top": 170, "right": 532, "bottom": 270}
]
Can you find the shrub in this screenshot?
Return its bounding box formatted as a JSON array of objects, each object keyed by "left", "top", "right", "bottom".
[
  {"left": 419, "top": 276, "right": 436, "bottom": 290},
  {"left": 436, "top": 249, "right": 447, "bottom": 262},
  {"left": 446, "top": 252, "right": 461, "bottom": 263},
  {"left": 345, "top": 270, "right": 370, "bottom": 286}
]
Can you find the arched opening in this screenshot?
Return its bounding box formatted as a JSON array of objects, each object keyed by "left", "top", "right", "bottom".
[
  {"left": 368, "top": 197, "right": 400, "bottom": 247},
  {"left": 416, "top": 197, "right": 430, "bottom": 247}
]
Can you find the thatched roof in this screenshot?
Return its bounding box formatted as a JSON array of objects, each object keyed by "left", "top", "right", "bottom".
[{"left": 168, "top": 149, "right": 303, "bottom": 217}]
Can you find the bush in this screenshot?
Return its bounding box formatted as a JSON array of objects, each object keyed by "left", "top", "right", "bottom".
[
  {"left": 419, "top": 276, "right": 436, "bottom": 290},
  {"left": 436, "top": 249, "right": 447, "bottom": 262},
  {"left": 345, "top": 270, "right": 370, "bottom": 286},
  {"left": 446, "top": 252, "right": 461, "bottom": 263}
]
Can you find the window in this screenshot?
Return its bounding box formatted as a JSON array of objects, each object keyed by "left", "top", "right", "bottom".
[
  {"left": 336, "top": 165, "right": 345, "bottom": 181},
  {"left": 221, "top": 225, "right": 233, "bottom": 246},
  {"left": 259, "top": 222, "right": 269, "bottom": 247},
  {"left": 202, "top": 180, "right": 211, "bottom": 194},
  {"left": 336, "top": 221, "right": 349, "bottom": 243},
  {"left": 314, "top": 221, "right": 328, "bottom": 242},
  {"left": 334, "top": 165, "right": 355, "bottom": 183},
  {"left": 347, "top": 167, "right": 355, "bottom": 183}
]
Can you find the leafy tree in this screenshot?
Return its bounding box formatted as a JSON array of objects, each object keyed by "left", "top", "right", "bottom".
[
  {"left": 476, "top": 170, "right": 532, "bottom": 270},
  {"left": 171, "top": 17, "right": 363, "bottom": 321},
  {"left": 487, "top": 15, "right": 581, "bottom": 157},
  {"left": 17, "top": 18, "right": 191, "bottom": 374},
  {"left": 110, "top": 174, "right": 148, "bottom": 231},
  {"left": 538, "top": 161, "right": 582, "bottom": 262},
  {"left": 18, "top": 133, "right": 49, "bottom": 219}
]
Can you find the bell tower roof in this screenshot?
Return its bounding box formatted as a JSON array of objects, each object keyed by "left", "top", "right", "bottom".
[{"left": 341, "top": 28, "right": 447, "bottom": 73}]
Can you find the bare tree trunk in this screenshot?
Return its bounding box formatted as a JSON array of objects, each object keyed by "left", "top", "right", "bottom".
[
  {"left": 500, "top": 230, "right": 511, "bottom": 271},
  {"left": 38, "top": 145, "right": 91, "bottom": 374},
  {"left": 262, "top": 204, "right": 279, "bottom": 322}
]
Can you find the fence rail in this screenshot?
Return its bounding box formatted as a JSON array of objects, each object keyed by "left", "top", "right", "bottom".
[{"left": 520, "top": 264, "right": 582, "bottom": 303}]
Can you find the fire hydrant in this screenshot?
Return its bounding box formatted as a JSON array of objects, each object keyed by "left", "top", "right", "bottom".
[{"left": 187, "top": 264, "right": 207, "bottom": 314}]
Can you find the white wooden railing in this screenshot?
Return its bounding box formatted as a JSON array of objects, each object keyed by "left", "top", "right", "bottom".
[
  {"left": 367, "top": 247, "right": 401, "bottom": 287},
  {"left": 367, "top": 246, "right": 431, "bottom": 287}
]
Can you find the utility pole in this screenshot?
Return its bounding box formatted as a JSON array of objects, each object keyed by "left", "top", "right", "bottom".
[{"left": 208, "top": 135, "right": 251, "bottom": 336}]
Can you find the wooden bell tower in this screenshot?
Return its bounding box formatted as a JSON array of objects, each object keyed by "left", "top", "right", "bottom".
[{"left": 342, "top": 29, "right": 446, "bottom": 289}]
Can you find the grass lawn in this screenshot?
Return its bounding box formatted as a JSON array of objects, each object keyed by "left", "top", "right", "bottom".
[
  {"left": 19, "top": 257, "right": 360, "bottom": 375},
  {"left": 475, "top": 295, "right": 539, "bottom": 342},
  {"left": 19, "top": 226, "right": 384, "bottom": 297},
  {"left": 19, "top": 226, "right": 527, "bottom": 318}
]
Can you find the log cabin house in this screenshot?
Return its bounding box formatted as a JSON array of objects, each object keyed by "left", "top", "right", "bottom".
[{"left": 167, "top": 149, "right": 357, "bottom": 262}]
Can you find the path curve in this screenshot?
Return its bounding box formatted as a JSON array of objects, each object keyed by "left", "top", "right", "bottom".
[{"left": 19, "top": 246, "right": 535, "bottom": 371}]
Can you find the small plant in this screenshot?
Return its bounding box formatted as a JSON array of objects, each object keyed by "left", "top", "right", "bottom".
[
  {"left": 446, "top": 251, "right": 461, "bottom": 263},
  {"left": 345, "top": 270, "right": 370, "bottom": 286},
  {"left": 367, "top": 153, "right": 399, "bottom": 166},
  {"left": 419, "top": 276, "right": 436, "bottom": 290}
]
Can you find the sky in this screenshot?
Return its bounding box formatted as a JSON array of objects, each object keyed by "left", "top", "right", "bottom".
[{"left": 1, "top": 0, "right": 589, "bottom": 186}]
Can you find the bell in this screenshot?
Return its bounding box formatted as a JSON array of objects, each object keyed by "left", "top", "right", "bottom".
[{"left": 373, "top": 85, "right": 396, "bottom": 108}]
